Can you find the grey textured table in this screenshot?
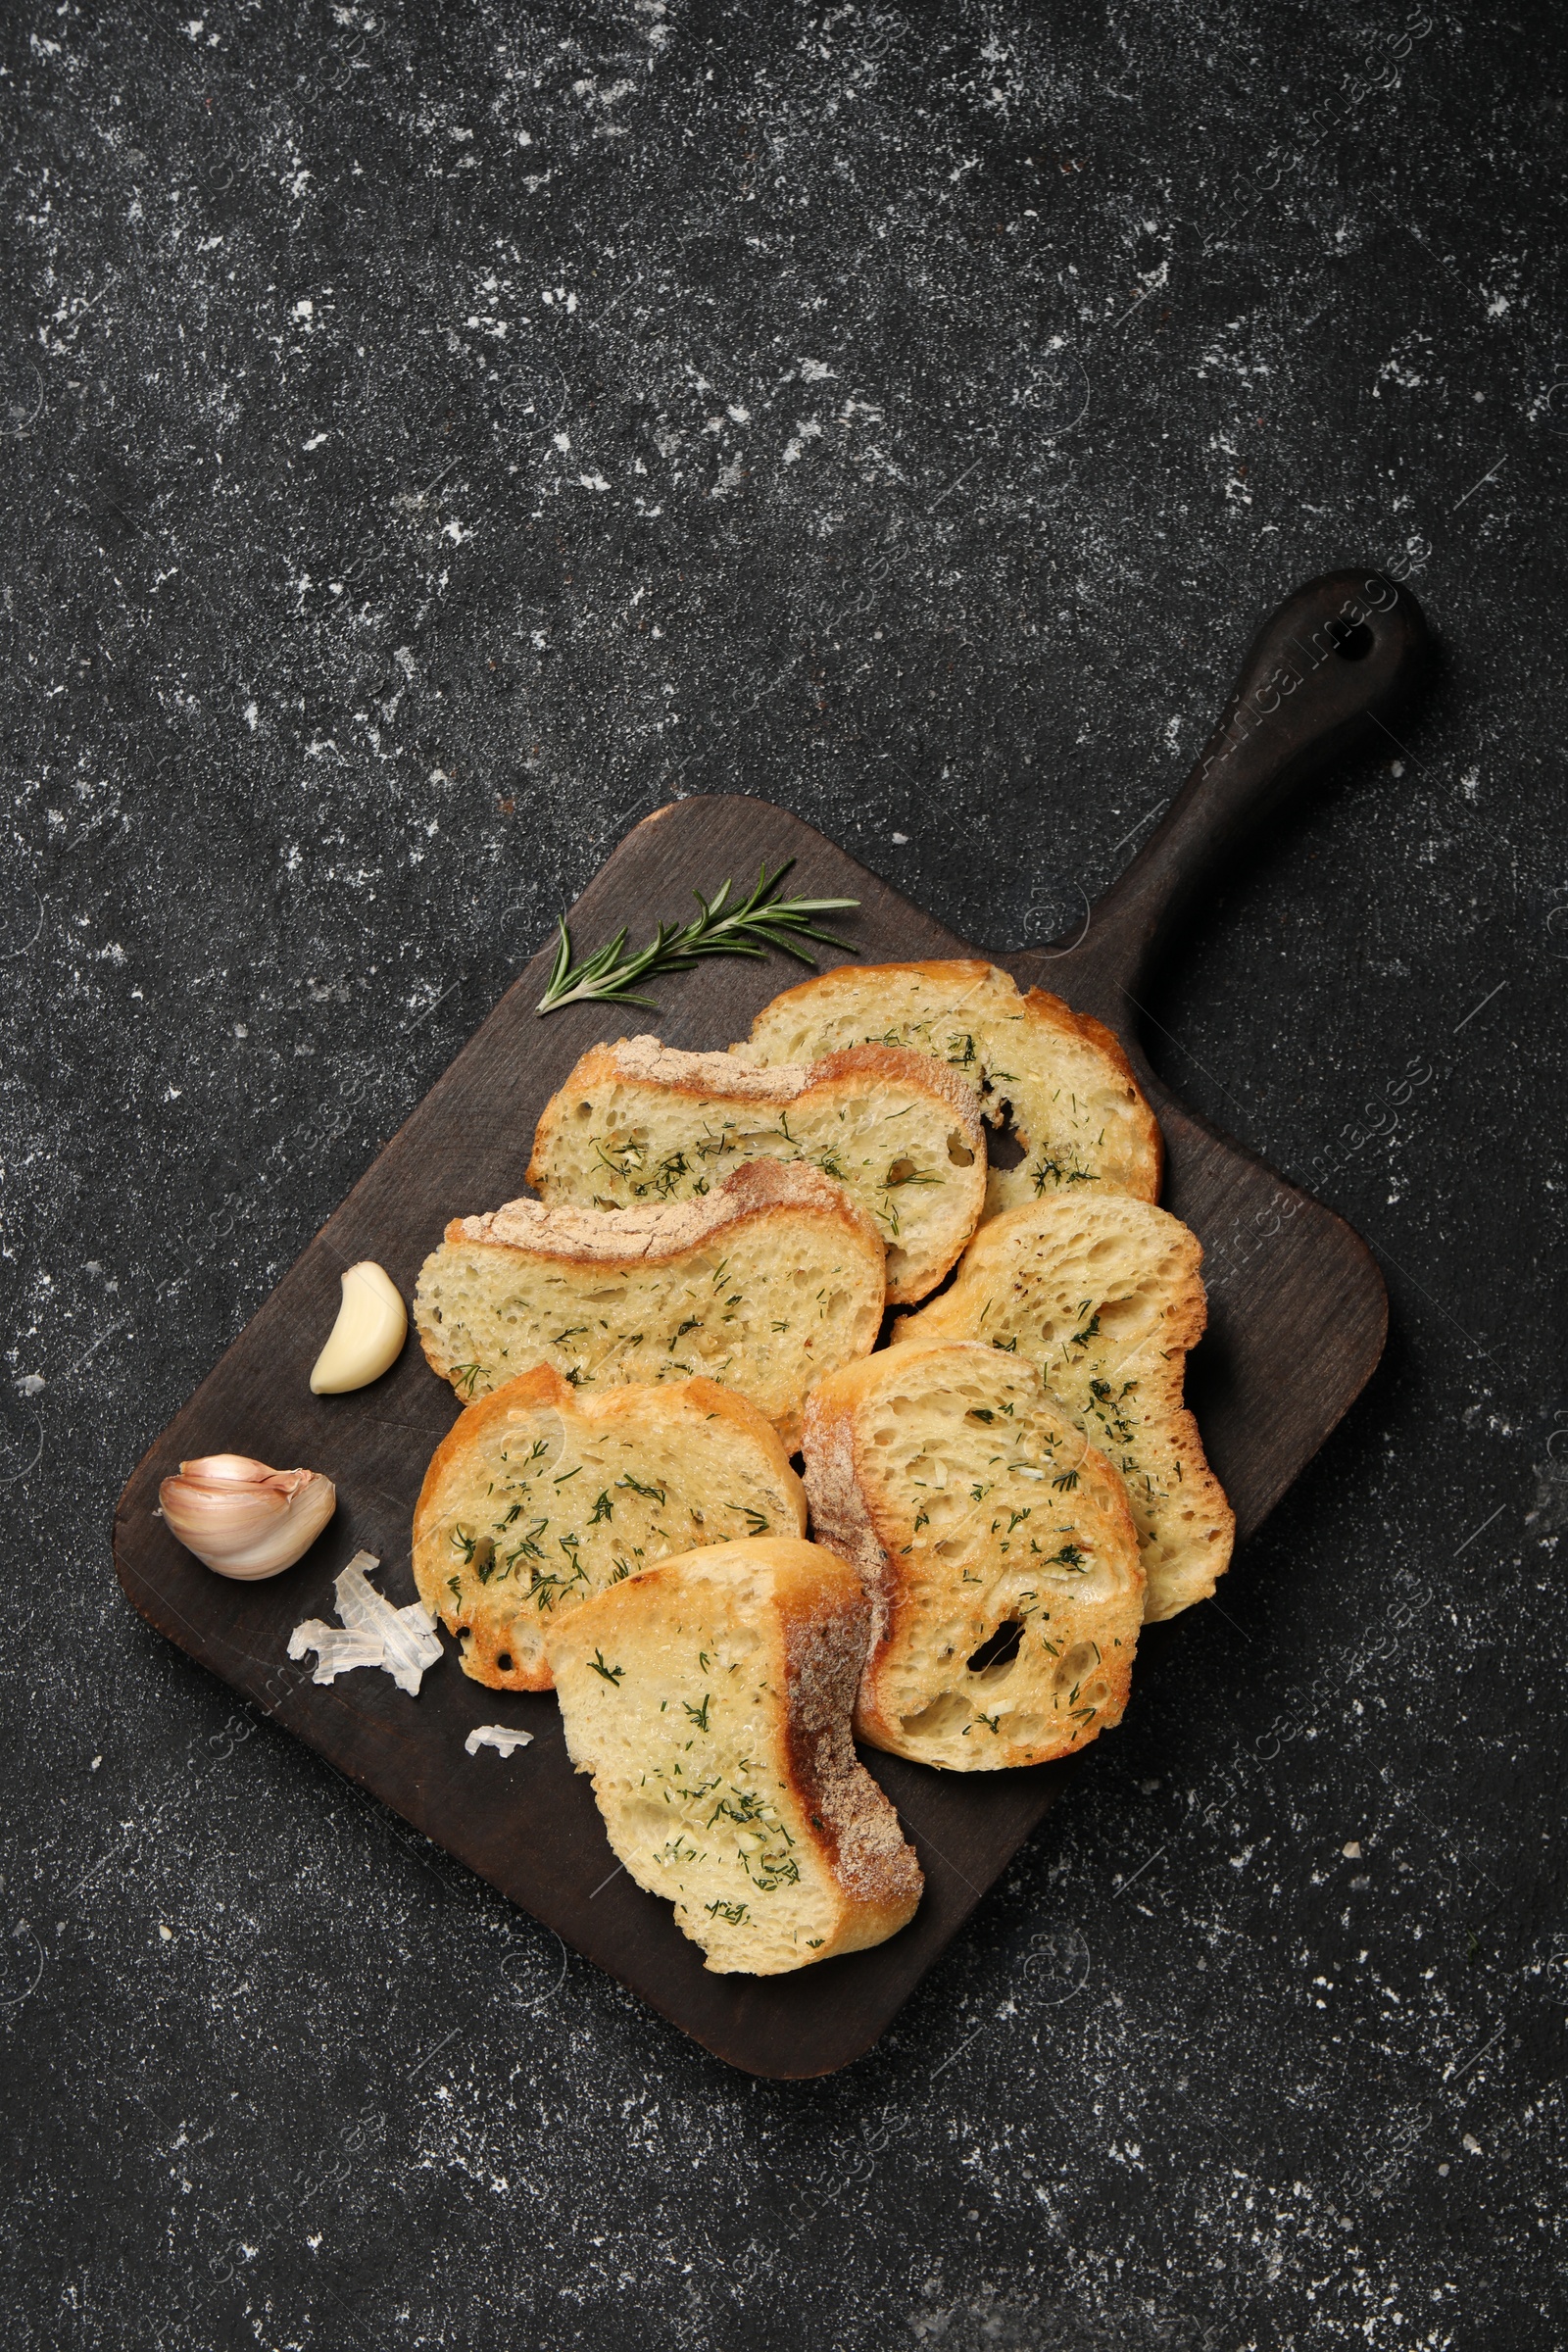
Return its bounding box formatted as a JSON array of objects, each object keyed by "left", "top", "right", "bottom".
[{"left": 4, "top": 7, "right": 1565, "bottom": 2349}]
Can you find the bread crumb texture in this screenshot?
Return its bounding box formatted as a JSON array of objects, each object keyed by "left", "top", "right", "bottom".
[
  {"left": 413, "top": 1158, "right": 885, "bottom": 1447},
  {"left": 528, "top": 1035, "right": 986, "bottom": 1304},
  {"left": 413, "top": 1368, "right": 807, "bottom": 1691},
  {"left": 895, "top": 1195, "right": 1234, "bottom": 1620},
  {"left": 805, "top": 1340, "right": 1145, "bottom": 1767},
  {"left": 738, "top": 958, "right": 1160, "bottom": 1218},
  {"left": 548, "top": 1539, "right": 923, "bottom": 1974}
]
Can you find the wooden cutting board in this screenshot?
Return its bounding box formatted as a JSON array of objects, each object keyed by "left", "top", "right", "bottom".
[{"left": 114, "top": 570, "right": 1428, "bottom": 2079}]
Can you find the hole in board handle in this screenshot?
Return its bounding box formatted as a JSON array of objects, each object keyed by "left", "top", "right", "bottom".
[{"left": 1328, "top": 617, "right": 1375, "bottom": 662}]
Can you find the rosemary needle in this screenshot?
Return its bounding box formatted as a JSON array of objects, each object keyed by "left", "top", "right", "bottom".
[{"left": 536, "top": 859, "right": 859, "bottom": 1016}]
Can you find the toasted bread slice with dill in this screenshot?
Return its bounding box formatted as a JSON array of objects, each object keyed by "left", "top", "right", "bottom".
[
  {"left": 547, "top": 1537, "right": 922, "bottom": 1974},
  {"left": 414, "top": 1159, "right": 885, "bottom": 1448},
  {"left": 413, "top": 1368, "right": 807, "bottom": 1691},
  {"left": 738, "top": 958, "right": 1160, "bottom": 1217},
  {"left": 527, "top": 1035, "right": 985, "bottom": 1305},
  {"left": 893, "top": 1194, "right": 1234, "bottom": 1620},
  {"left": 803, "top": 1340, "right": 1144, "bottom": 1768}
]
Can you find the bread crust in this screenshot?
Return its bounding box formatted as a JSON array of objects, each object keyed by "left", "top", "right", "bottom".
[
  {"left": 535, "top": 1036, "right": 816, "bottom": 1129},
  {"left": 771, "top": 1552, "right": 928, "bottom": 1951},
  {"left": 446, "top": 1154, "right": 874, "bottom": 1263},
  {"left": 537, "top": 1035, "right": 986, "bottom": 1127},
  {"left": 412, "top": 1368, "right": 806, "bottom": 1690},
  {"left": 804, "top": 1341, "right": 1145, "bottom": 1769}
]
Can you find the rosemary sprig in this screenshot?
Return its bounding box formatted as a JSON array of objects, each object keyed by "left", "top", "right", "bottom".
[{"left": 536, "top": 859, "right": 858, "bottom": 1016}]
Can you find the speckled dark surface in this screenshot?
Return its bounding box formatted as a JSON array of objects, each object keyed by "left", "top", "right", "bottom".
[{"left": 5, "top": 4, "right": 1566, "bottom": 2347}]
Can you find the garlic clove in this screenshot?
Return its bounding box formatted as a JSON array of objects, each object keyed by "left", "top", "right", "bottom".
[
  {"left": 159, "top": 1455, "right": 337, "bottom": 1580},
  {"left": 310, "top": 1261, "right": 408, "bottom": 1395}
]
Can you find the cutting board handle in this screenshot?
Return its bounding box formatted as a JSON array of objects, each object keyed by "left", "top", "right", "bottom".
[{"left": 1030, "top": 568, "right": 1429, "bottom": 1004}]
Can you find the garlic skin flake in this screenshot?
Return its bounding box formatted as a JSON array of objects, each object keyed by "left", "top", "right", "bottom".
[
  {"left": 465, "top": 1724, "right": 534, "bottom": 1757},
  {"left": 310, "top": 1261, "right": 408, "bottom": 1395},
  {"left": 288, "top": 1621, "right": 384, "bottom": 1683},
  {"left": 160, "top": 1454, "right": 337, "bottom": 1580},
  {"left": 332, "top": 1553, "right": 443, "bottom": 1693},
  {"left": 286, "top": 1552, "right": 444, "bottom": 1695}
]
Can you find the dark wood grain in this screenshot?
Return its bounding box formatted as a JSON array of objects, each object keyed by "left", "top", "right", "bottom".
[{"left": 113, "top": 570, "right": 1428, "bottom": 2080}]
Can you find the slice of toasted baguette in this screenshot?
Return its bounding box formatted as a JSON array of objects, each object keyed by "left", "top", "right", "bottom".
[
  {"left": 548, "top": 1538, "right": 923, "bottom": 1974},
  {"left": 738, "top": 958, "right": 1160, "bottom": 1218},
  {"left": 413, "top": 1368, "right": 807, "bottom": 1691},
  {"left": 527, "top": 1035, "right": 985, "bottom": 1305},
  {"left": 893, "top": 1195, "right": 1234, "bottom": 1620},
  {"left": 803, "top": 1340, "right": 1144, "bottom": 1769},
  {"left": 414, "top": 1159, "right": 885, "bottom": 1448}
]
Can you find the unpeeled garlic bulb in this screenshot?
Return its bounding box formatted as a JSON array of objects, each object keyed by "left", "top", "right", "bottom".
[
  {"left": 310, "top": 1261, "right": 408, "bottom": 1395},
  {"left": 159, "top": 1454, "right": 337, "bottom": 1580}
]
